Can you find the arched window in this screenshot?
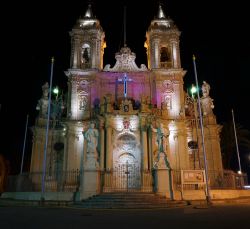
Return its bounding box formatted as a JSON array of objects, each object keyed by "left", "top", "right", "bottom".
[
  {"left": 81, "top": 43, "right": 90, "bottom": 68},
  {"left": 160, "top": 47, "right": 169, "bottom": 62}
]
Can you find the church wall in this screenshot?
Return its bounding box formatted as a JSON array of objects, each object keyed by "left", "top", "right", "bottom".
[
  {"left": 65, "top": 122, "right": 84, "bottom": 171},
  {"left": 30, "top": 130, "right": 44, "bottom": 173},
  {"left": 176, "top": 121, "right": 190, "bottom": 170},
  {"left": 204, "top": 125, "right": 223, "bottom": 172},
  {"left": 168, "top": 121, "right": 190, "bottom": 170},
  {"left": 69, "top": 79, "right": 78, "bottom": 120}
]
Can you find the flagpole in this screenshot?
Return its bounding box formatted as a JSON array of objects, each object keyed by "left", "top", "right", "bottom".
[
  {"left": 192, "top": 55, "right": 211, "bottom": 204},
  {"left": 41, "top": 57, "right": 54, "bottom": 201},
  {"left": 124, "top": 6, "right": 126, "bottom": 46},
  {"left": 231, "top": 109, "right": 242, "bottom": 173},
  {"left": 20, "top": 114, "right": 29, "bottom": 174}
]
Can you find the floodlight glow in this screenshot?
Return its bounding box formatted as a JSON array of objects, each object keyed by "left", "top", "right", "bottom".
[
  {"left": 190, "top": 85, "right": 197, "bottom": 94},
  {"left": 53, "top": 87, "right": 59, "bottom": 94}
]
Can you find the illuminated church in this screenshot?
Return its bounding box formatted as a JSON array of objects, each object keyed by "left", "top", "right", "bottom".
[{"left": 30, "top": 5, "right": 223, "bottom": 200}]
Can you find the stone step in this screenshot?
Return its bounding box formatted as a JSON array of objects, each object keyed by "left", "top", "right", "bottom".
[
  {"left": 76, "top": 192, "right": 188, "bottom": 209},
  {"left": 86, "top": 196, "right": 168, "bottom": 201},
  {"left": 78, "top": 201, "right": 187, "bottom": 209}
]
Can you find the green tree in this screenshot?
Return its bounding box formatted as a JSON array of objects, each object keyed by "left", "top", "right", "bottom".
[{"left": 220, "top": 122, "right": 250, "bottom": 169}]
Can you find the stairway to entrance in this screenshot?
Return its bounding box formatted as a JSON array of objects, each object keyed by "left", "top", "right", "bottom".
[{"left": 76, "top": 192, "right": 188, "bottom": 209}]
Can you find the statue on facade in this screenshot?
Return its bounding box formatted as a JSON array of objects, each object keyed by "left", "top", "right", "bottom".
[
  {"left": 83, "top": 122, "right": 99, "bottom": 169},
  {"left": 201, "top": 81, "right": 214, "bottom": 116},
  {"left": 84, "top": 122, "right": 99, "bottom": 156},
  {"left": 151, "top": 123, "right": 169, "bottom": 153},
  {"left": 184, "top": 92, "right": 195, "bottom": 117},
  {"left": 36, "top": 82, "right": 49, "bottom": 118},
  {"left": 201, "top": 81, "right": 210, "bottom": 98},
  {"left": 120, "top": 98, "right": 133, "bottom": 113},
  {"left": 161, "top": 101, "right": 169, "bottom": 117},
  {"left": 51, "top": 95, "right": 65, "bottom": 121},
  {"left": 151, "top": 122, "right": 171, "bottom": 169},
  {"left": 105, "top": 94, "right": 113, "bottom": 113}
]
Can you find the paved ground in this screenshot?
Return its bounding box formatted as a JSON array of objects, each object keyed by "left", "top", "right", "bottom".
[{"left": 0, "top": 203, "right": 250, "bottom": 229}]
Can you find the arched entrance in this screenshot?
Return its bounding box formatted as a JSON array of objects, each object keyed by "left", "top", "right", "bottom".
[
  {"left": 112, "top": 133, "right": 141, "bottom": 191},
  {"left": 113, "top": 153, "right": 140, "bottom": 191}
]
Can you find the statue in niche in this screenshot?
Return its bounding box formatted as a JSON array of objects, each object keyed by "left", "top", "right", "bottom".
[
  {"left": 36, "top": 82, "right": 49, "bottom": 118},
  {"left": 161, "top": 102, "right": 168, "bottom": 117},
  {"left": 160, "top": 47, "right": 169, "bottom": 62},
  {"left": 82, "top": 48, "right": 89, "bottom": 63},
  {"left": 164, "top": 95, "right": 171, "bottom": 109},
  {"left": 79, "top": 96, "right": 88, "bottom": 111},
  {"left": 122, "top": 98, "right": 134, "bottom": 113}
]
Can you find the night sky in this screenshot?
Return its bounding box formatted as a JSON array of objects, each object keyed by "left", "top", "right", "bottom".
[{"left": 1, "top": 0, "right": 250, "bottom": 174}]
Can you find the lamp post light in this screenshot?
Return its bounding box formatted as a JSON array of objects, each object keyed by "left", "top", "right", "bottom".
[
  {"left": 192, "top": 55, "right": 211, "bottom": 204},
  {"left": 20, "top": 114, "right": 29, "bottom": 175},
  {"left": 190, "top": 84, "right": 197, "bottom": 96},
  {"left": 53, "top": 87, "right": 59, "bottom": 100},
  {"left": 231, "top": 109, "right": 242, "bottom": 174},
  {"left": 41, "top": 57, "right": 55, "bottom": 201},
  {"left": 190, "top": 84, "right": 201, "bottom": 169}
]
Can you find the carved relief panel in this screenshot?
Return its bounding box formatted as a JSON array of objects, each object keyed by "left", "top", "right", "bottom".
[
  {"left": 162, "top": 80, "right": 174, "bottom": 110},
  {"left": 77, "top": 80, "right": 89, "bottom": 112}
]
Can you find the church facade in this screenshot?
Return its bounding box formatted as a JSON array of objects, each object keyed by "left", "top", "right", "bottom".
[{"left": 30, "top": 5, "right": 223, "bottom": 199}]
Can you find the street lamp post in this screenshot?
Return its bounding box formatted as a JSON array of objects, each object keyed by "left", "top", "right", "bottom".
[
  {"left": 20, "top": 114, "right": 29, "bottom": 174},
  {"left": 190, "top": 85, "right": 201, "bottom": 169},
  {"left": 192, "top": 55, "right": 211, "bottom": 204},
  {"left": 231, "top": 109, "right": 242, "bottom": 174},
  {"left": 41, "top": 57, "right": 55, "bottom": 201}
]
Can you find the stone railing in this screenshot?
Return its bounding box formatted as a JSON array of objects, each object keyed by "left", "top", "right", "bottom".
[{"left": 6, "top": 170, "right": 80, "bottom": 192}]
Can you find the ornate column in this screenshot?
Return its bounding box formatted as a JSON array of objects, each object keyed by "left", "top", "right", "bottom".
[
  {"left": 152, "top": 38, "right": 160, "bottom": 68},
  {"left": 177, "top": 122, "right": 189, "bottom": 169},
  {"left": 106, "top": 125, "right": 112, "bottom": 169},
  {"left": 141, "top": 119, "right": 149, "bottom": 170},
  {"left": 142, "top": 130, "right": 149, "bottom": 170},
  {"left": 99, "top": 119, "right": 105, "bottom": 170},
  {"left": 148, "top": 127, "right": 153, "bottom": 170},
  {"left": 68, "top": 77, "right": 77, "bottom": 120},
  {"left": 72, "top": 37, "right": 80, "bottom": 69},
  {"left": 91, "top": 37, "right": 96, "bottom": 69},
  {"left": 170, "top": 35, "right": 181, "bottom": 69}
]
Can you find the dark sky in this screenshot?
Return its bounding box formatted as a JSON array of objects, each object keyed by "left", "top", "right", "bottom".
[{"left": 1, "top": 0, "right": 250, "bottom": 173}]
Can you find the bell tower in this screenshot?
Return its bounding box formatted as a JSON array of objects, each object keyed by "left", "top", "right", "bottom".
[
  {"left": 70, "top": 4, "right": 106, "bottom": 70},
  {"left": 145, "top": 5, "right": 181, "bottom": 69},
  {"left": 66, "top": 5, "right": 106, "bottom": 121},
  {"left": 144, "top": 5, "right": 189, "bottom": 171}
]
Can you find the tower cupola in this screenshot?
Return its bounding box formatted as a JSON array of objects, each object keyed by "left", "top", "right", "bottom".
[
  {"left": 145, "top": 4, "right": 181, "bottom": 69},
  {"left": 69, "top": 4, "right": 106, "bottom": 70}
]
